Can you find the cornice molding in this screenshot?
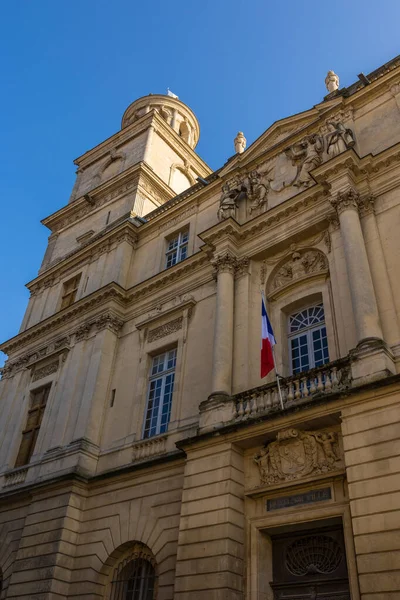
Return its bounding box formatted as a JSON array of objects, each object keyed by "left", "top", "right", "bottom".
[
  {"left": 1, "top": 252, "right": 210, "bottom": 357},
  {"left": 28, "top": 222, "right": 138, "bottom": 293},
  {"left": 73, "top": 111, "right": 156, "bottom": 169},
  {"left": 42, "top": 162, "right": 173, "bottom": 234}
]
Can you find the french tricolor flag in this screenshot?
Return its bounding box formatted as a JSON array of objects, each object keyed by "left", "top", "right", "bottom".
[{"left": 261, "top": 294, "right": 276, "bottom": 378}]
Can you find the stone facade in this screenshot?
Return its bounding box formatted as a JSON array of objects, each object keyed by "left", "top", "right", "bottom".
[{"left": 1, "top": 57, "right": 400, "bottom": 599}]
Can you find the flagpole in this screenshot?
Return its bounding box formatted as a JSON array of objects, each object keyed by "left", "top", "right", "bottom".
[
  {"left": 271, "top": 343, "right": 284, "bottom": 411},
  {"left": 261, "top": 288, "right": 284, "bottom": 410}
]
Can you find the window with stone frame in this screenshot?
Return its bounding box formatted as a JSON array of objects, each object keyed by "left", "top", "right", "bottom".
[
  {"left": 15, "top": 385, "right": 51, "bottom": 467},
  {"left": 143, "top": 349, "right": 176, "bottom": 439},
  {"left": 60, "top": 273, "right": 81, "bottom": 310},
  {"left": 165, "top": 229, "right": 189, "bottom": 268},
  {"left": 288, "top": 303, "right": 329, "bottom": 375},
  {"left": 109, "top": 544, "right": 157, "bottom": 600}
]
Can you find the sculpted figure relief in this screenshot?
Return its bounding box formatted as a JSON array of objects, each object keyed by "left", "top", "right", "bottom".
[
  {"left": 325, "top": 121, "right": 355, "bottom": 157},
  {"left": 216, "top": 120, "right": 356, "bottom": 221},
  {"left": 248, "top": 168, "right": 272, "bottom": 214},
  {"left": 286, "top": 134, "right": 323, "bottom": 188},
  {"left": 217, "top": 178, "right": 244, "bottom": 221},
  {"left": 253, "top": 428, "right": 342, "bottom": 486},
  {"left": 270, "top": 250, "right": 328, "bottom": 291}
]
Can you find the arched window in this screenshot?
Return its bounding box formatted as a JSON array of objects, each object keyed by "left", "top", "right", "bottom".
[
  {"left": 178, "top": 120, "right": 190, "bottom": 144},
  {"left": 288, "top": 303, "right": 329, "bottom": 374},
  {"left": 110, "top": 546, "right": 156, "bottom": 600}
]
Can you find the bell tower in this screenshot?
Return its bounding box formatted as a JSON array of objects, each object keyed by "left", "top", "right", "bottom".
[{"left": 67, "top": 93, "right": 210, "bottom": 216}]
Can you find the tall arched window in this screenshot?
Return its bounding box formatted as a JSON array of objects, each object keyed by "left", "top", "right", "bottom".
[
  {"left": 288, "top": 303, "right": 329, "bottom": 374},
  {"left": 109, "top": 545, "right": 156, "bottom": 600}
]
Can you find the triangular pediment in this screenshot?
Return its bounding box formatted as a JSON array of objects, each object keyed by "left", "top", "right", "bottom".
[{"left": 219, "top": 97, "right": 344, "bottom": 179}]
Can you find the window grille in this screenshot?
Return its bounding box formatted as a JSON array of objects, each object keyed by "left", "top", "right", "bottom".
[
  {"left": 110, "top": 549, "right": 156, "bottom": 600},
  {"left": 143, "top": 349, "right": 176, "bottom": 439},
  {"left": 288, "top": 304, "right": 329, "bottom": 375},
  {"left": 165, "top": 230, "right": 188, "bottom": 268},
  {"left": 60, "top": 273, "right": 81, "bottom": 309},
  {"left": 15, "top": 385, "right": 51, "bottom": 467},
  {"left": 286, "top": 534, "right": 343, "bottom": 576}
]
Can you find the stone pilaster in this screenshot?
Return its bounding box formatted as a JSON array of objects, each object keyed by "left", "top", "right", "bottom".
[
  {"left": 5, "top": 484, "right": 84, "bottom": 600},
  {"left": 358, "top": 195, "right": 400, "bottom": 351},
  {"left": 330, "top": 188, "right": 382, "bottom": 344},
  {"left": 209, "top": 252, "right": 238, "bottom": 398},
  {"left": 175, "top": 442, "right": 244, "bottom": 599},
  {"left": 331, "top": 188, "right": 395, "bottom": 382}
]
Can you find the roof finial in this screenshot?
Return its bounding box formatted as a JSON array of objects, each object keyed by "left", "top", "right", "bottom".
[
  {"left": 167, "top": 88, "right": 179, "bottom": 99},
  {"left": 234, "top": 131, "right": 246, "bottom": 154},
  {"left": 325, "top": 70, "right": 339, "bottom": 93}
]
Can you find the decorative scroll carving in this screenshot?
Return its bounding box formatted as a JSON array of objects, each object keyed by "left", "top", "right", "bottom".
[
  {"left": 269, "top": 249, "right": 328, "bottom": 293},
  {"left": 330, "top": 188, "right": 360, "bottom": 215},
  {"left": 32, "top": 361, "right": 58, "bottom": 382},
  {"left": 253, "top": 427, "right": 343, "bottom": 486},
  {"left": 147, "top": 316, "right": 183, "bottom": 342}
]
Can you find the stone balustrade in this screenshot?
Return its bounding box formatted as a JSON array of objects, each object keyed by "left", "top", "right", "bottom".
[
  {"left": 3, "top": 466, "right": 28, "bottom": 487},
  {"left": 132, "top": 434, "right": 168, "bottom": 462},
  {"left": 232, "top": 358, "right": 351, "bottom": 422}
]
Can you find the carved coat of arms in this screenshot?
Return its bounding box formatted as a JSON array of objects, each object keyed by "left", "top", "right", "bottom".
[{"left": 254, "top": 428, "right": 342, "bottom": 485}]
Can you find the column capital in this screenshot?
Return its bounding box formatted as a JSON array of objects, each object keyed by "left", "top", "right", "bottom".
[
  {"left": 211, "top": 251, "right": 239, "bottom": 275},
  {"left": 357, "top": 194, "right": 375, "bottom": 217},
  {"left": 330, "top": 187, "right": 360, "bottom": 216},
  {"left": 235, "top": 256, "right": 250, "bottom": 278}
]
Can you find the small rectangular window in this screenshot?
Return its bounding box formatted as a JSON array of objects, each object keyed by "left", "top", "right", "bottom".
[
  {"left": 143, "top": 349, "right": 177, "bottom": 439},
  {"left": 60, "top": 273, "right": 81, "bottom": 310},
  {"left": 165, "top": 230, "right": 189, "bottom": 269},
  {"left": 15, "top": 386, "right": 50, "bottom": 467}
]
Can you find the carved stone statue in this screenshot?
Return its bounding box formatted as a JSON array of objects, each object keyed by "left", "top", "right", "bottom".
[
  {"left": 234, "top": 132, "right": 246, "bottom": 154},
  {"left": 286, "top": 134, "right": 323, "bottom": 188},
  {"left": 217, "top": 181, "right": 241, "bottom": 220},
  {"left": 325, "top": 121, "right": 356, "bottom": 157},
  {"left": 314, "top": 432, "right": 338, "bottom": 465},
  {"left": 325, "top": 70, "right": 339, "bottom": 93},
  {"left": 253, "top": 446, "right": 270, "bottom": 480},
  {"left": 253, "top": 428, "right": 342, "bottom": 486},
  {"left": 247, "top": 169, "right": 272, "bottom": 214}
]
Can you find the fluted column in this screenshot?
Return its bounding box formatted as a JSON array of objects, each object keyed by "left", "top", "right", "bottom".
[
  {"left": 210, "top": 252, "right": 237, "bottom": 397},
  {"left": 358, "top": 195, "right": 400, "bottom": 347},
  {"left": 330, "top": 188, "right": 383, "bottom": 344}
]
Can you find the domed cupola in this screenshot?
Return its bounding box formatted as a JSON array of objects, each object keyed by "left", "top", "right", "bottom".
[{"left": 121, "top": 93, "right": 200, "bottom": 149}]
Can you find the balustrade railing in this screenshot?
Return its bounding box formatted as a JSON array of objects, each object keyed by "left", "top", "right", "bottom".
[
  {"left": 132, "top": 435, "right": 168, "bottom": 462},
  {"left": 3, "top": 466, "right": 28, "bottom": 487},
  {"left": 232, "top": 358, "right": 351, "bottom": 422}
]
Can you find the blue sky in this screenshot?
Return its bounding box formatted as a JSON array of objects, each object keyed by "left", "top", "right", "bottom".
[{"left": 1, "top": 0, "right": 399, "bottom": 365}]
